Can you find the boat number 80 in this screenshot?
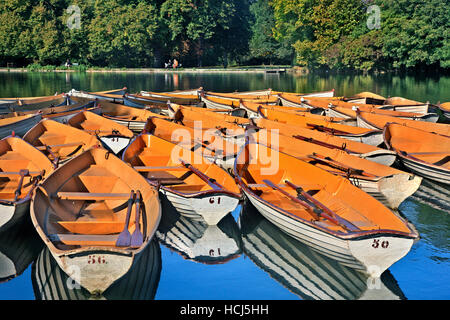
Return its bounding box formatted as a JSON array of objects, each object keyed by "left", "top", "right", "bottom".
[{"left": 372, "top": 239, "right": 389, "bottom": 249}]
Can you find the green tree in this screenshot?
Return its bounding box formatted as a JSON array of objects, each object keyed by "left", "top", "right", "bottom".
[{"left": 248, "top": 0, "right": 292, "bottom": 65}]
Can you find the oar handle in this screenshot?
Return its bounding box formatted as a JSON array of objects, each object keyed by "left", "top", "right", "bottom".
[{"left": 123, "top": 190, "right": 136, "bottom": 228}]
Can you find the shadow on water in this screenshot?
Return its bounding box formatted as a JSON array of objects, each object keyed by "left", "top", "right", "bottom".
[{"left": 238, "top": 201, "right": 407, "bottom": 300}]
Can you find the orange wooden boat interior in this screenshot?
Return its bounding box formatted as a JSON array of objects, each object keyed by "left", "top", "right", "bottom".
[
  {"left": 68, "top": 110, "right": 134, "bottom": 139},
  {"left": 123, "top": 134, "right": 241, "bottom": 197},
  {"left": 144, "top": 117, "right": 240, "bottom": 160},
  {"left": 202, "top": 91, "right": 278, "bottom": 103},
  {"left": 357, "top": 111, "right": 450, "bottom": 136},
  {"left": 252, "top": 118, "right": 397, "bottom": 166},
  {"left": 169, "top": 104, "right": 250, "bottom": 138},
  {"left": 383, "top": 123, "right": 450, "bottom": 184},
  {"left": 22, "top": 119, "right": 100, "bottom": 166},
  {"left": 122, "top": 134, "right": 241, "bottom": 225},
  {"left": 0, "top": 136, "right": 54, "bottom": 227}
]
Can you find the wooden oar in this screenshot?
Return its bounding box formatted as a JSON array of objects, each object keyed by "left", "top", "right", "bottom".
[
  {"left": 116, "top": 190, "right": 136, "bottom": 247},
  {"left": 284, "top": 180, "right": 360, "bottom": 232},
  {"left": 307, "top": 153, "right": 378, "bottom": 178},
  {"left": 13, "top": 169, "right": 29, "bottom": 202},
  {"left": 133, "top": 166, "right": 190, "bottom": 172},
  {"left": 262, "top": 179, "right": 321, "bottom": 221},
  {"left": 292, "top": 135, "right": 359, "bottom": 154},
  {"left": 179, "top": 159, "right": 223, "bottom": 191},
  {"left": 131, "top": 191, "right": 144, "bottom": 248},
  {"left": 35, "top": 142, "right": 86, "bottom": 151}
]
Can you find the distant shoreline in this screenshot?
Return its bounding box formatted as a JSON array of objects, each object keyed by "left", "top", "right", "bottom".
[{"left": 0, "top": 67, "right": 292, "bottom": 74}]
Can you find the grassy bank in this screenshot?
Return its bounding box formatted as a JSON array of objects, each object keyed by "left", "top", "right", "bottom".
[{"left": 0, "top": 64, "right": 292, "bottom": 74}]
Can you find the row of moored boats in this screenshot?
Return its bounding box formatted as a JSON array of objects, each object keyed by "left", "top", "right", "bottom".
[{"left": 0, "top": 86, "right": 448, "bottom": 294}]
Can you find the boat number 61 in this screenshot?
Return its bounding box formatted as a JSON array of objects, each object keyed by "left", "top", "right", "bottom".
[
  {"left": 372, "top": 239, "right": 389, "bottom": 249},
  {"left": 209, "top": 197, "right": 221, "bottom": 204}
]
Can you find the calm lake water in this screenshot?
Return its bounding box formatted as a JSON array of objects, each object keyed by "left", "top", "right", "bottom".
[{"left": 0, "top": 71, "right": 448, "bottom": 300}]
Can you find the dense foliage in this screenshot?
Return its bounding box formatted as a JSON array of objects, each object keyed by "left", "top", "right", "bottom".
[{"left": 0, "top": 0, "right": 448, "bottom": 71}]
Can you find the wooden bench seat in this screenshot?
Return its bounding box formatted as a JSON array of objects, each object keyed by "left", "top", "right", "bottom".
[
  {"left": 48, "top": 234, "right": 120, "bottom": 246},
  {"left": 56, "top": 192, "right": 131, "bottom": 201}
]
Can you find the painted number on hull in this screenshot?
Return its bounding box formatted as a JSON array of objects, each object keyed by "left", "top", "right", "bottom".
[
  {"left": 209, "top": 248, "right": 221, "bottom": 256},
  {"left": 209, "top": 197, "right": 221, "bottom": 204},
  {"left": 372, "top": 239, "right": 389, "bottom": 249},
  {"left": 88, "top": 255, "right": 107, "bottom": 264}
]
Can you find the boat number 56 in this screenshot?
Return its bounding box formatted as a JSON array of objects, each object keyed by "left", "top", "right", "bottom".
[{"left": 372, "top": 239, "right": 389, "bottom": 249}]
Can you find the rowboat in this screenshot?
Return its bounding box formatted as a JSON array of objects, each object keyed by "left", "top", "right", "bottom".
[
  {"left": 0, "top": 94, "right": 72, "bottom": 114},
  {"left": 252, "top": 117, "right": 397, "bottom": 166},
  {"left": 144, "top": 117, "right": 239, "bottom": 172},
  {"left": 68, "top": 110, "right": 134, "bottom": 155},
  {"left": 258, "top": 107, "right": 384, "bottom": 146},
  {"left": 99, "top": 100, "right": 168, "bottom": 133},
  {"left": 240, "top": 100, "right": 313, "bottom": 118},
  {"left": 327, "top": 105, "right": 439, "bottom": 123},
  {"left": 22, "top": 119, "right": 101, "bottom": 166},
  {"left": 256, "top": 105, "right": 349, "bottom": 124},
  {"left": 124, "top": 93, "right": 193, "bottom": 109},
  {"left": 0, "top": 97, "right": 96, "bottom": 119},
  {"left": 122, "top": 134, "right": 241, "bottom": 225},
  {"left": 134, "top": 92, "right": 200, "bottom": 106},
  {"left": 68, "top": 88, "right": 127, "bottom": 103},
  {"left": 379, "top": 97, "right": 431, "bottom": 114},
  {"left": 277, "top": 91, "right": 336, "bottom": 108},
  {"left": 239, "top": 204, "right": 407, "bottom": 300},
  {"left": 303, "top": 97, "right": 439, "bottom": 122},
  {"left": 30, "top": 146, "right": 162, "bottom": 294},
  {"left": 156, "top": 201, "right": 241, "bottom": 264},
  {"left": 32, "top": 239, "right": 161, "bottom": 300},
  {"left": 201, "top": 95, "right": 241, "bottom": 110},
  {"left": 201, "top": 91, "right": 279, "bottom": 104},
  {"left": 274, "top": 89, "right": 336, "bottom": 98},
  {"left": 0, "top": 136, "right": 54, "bottom": 232},
  {"left": 0, "top": 217, "right": 44, "bottom": 283},
  {"left": 158, "top": 88, "right": 203, "bottom": 96},
  {"left": 234, "top": 142, "right": 419, "bottom": 277},
  {"left": 0, "top": 113, "right": 42, "bottom": 139},
  {"left": 43, "top": 105, "right": 102, "bottom": 124},
  {"left": 357, "top": 111, "right": 450, "bottom": 136},
  {"left": 344, "top": 92, "right": 386, "bottom": 105},
  {"left": 247, "top": 129, "right": 422, "bottom": 209},
  {"left": 383, "top": 123, "right": 450, "bottom": 184},
  {"left": 438, "top": 102, "right": 450, "bottom": 119},
  {"left": 169, "top": 104, "right": 249, "bottom": 145}
]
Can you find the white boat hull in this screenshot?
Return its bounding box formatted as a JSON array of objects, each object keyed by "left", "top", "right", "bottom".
[
  {"left": 0, "top": 201, "right": 30, "bottom": 232},
  {"left": 160, "top": 188, "right": 239, "bottom": 225},
  {"left": 398, "top": 155, "right": 450, "bottom": 185},
  {"left": 0, "top": 114, "right": 42, "bottom": 139},
  {"left": 99, "top": 136, "right": 131, "bottom": 155},
  {"left": 244, "top": 190, "right": 415, "bottom": 277}
]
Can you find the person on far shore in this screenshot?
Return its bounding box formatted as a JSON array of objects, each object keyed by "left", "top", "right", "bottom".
[{"left": 173, "top": 59, "right": 179, "bottom": 69}]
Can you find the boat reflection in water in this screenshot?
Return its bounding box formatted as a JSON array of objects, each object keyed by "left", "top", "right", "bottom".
[
  {"left": 239, "top": 203, "right": 407, "bottom": 300},
  {"left": 31, "top": 239, "right": 162, "bottom": 300},
  {"left": 0, "top": 217, "right": 44, "bottom": 283},
  {"left": 409, "top": 179, "right": 450, "bottom": 213},
  {"left": 156, "top": 196, "right": 242, "bottom": 264}
]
